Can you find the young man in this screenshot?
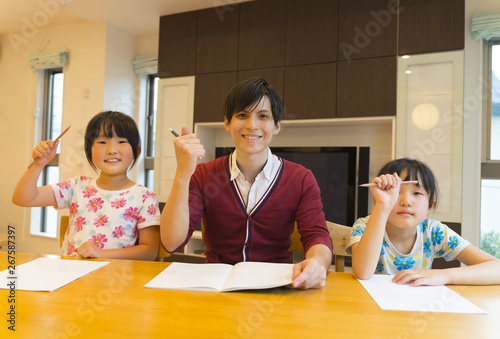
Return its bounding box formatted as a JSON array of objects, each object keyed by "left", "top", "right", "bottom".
[{"left": 161, "top": 77, "right": 333, "bottom": 289}]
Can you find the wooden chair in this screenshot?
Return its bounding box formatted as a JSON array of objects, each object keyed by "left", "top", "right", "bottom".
[
  {"left": 157, "top": 243, "right": 171, "bottom": 261},
  {"left": 288, "top": 223, "right": 304, "bottom": 263},
  {"left": 289, "top": 223, "right": 303, "bottom": 253},
  {"left": 0, "top": 237, "right": 8, "bottom": 249},
  {"left": 60, "top": 215, "right": 69, "bottom": 247},
  {"left": 326, "top": 221, "right": 352, "bottom": 272},
  {"left": 289, "top": 222, "right": 352, "bottom": 272}
]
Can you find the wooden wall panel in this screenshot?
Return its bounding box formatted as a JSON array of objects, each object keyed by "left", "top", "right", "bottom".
[
  {"left": 338, "top": 0, "right": 398, "bottom": 61},
  {"left": 399, "top": 0, "right": 465, "bottom": 55},
  {"left": 194, "top": 72, "right": 238, "bottom": 123},
  {"left": 337, "top": 57, "right": 396, "bottom": 118},
  {"left": 238, "top": 0, "right": 286, "bottom": 70},
  {"left": 284, "top": 63, "right": 337, "bottom": 120},
  {"left": 196, "top": 7, "right": 239, "bottom": 74},
  {"left": 158, "top": 12, "right": 197, "bottom": 78},
  {"left": 285, "top": 0, "right": 338, "bottom": 66}
]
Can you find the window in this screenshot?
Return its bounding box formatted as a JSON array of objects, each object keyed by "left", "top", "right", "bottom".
[
  {"left": 33, "top": 68, "right": 64, "bottom": 235},
  {"left": 144, "top": 74, "right": 158, "bottom": 189},
  {"left": 481, "top": 39, "right": 500, "bottom": 258}
]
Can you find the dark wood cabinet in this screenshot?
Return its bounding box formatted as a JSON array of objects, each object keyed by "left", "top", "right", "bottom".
[
  {"left": 285, "top": 0, "right": 338, "bottom": 66},
  {"left": 338, "top": 0, "right": 398, "bottom": 61},
  {"left": 194, "top": 72, "right": 238, "bottom": 123},
  {"left": 337, "top": 57, "right": 396, "bottom": 118},
  {"left": 238, "top": 0, "right": 286, "bottom": 71},
  {"left": 158, "top": 12, "right": 197, "bottom": 78},
  {"left": 399, "top": 0, "right": 464, "bottom": 55},
  {"left": 157, "top": 0, "right": 465, "bottom": 122},
  {"left": 196, "top": 7, "right": 239, "bottom": 74},
  {"left": 284, "top": 63, "right": 337, "bottom": 120}
]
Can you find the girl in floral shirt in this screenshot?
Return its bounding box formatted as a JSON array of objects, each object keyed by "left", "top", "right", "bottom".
[
  {"left": 13, "top": 111, "right": 160, "bottom": 260},
  {"left": 347, "top": 158, "right": 500, "bottom": 286}
]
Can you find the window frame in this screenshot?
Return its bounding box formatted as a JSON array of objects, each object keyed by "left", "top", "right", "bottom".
[
  {"left": 39, "top": 68, "right": 63, "bottom": 233},
  {"left": 144, "top": 74, "right": 158, "bottom": 189},
  {"left": 482, "top": 38, "right": 500, "bottom": 178}
]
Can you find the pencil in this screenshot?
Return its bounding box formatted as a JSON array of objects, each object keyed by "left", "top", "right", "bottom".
[
  {"left": 169, "top": 128, "right": 179, "bottom": 137},
  {"left": 27, "top": 125, "right": 71, "bottom": 169},
  {"left": 359, "top": 180, "right": 418, "bottom": 187}
]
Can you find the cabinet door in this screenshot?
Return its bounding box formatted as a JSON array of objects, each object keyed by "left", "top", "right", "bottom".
[
  {"left": 337, "top": 57, "right": 396, "bottom": 118},
  {"left": 194, "top": 72, "right": 238, "bottom": 123},
  {"left": 284, "top": 63, "right": 337, "bottom": 120},
  {"left": 238, "top": 0, "right": 286, "bottom": 71},
  {"left": 399, "top": 0, "right": 464, "bottom": 55},
  {"left": 196, "top": 6, "right": 239, "bottom": 74},
  {"left": 154, "top": 77, "right": 195, "bottom": 202},
  {"left": 338, "top": 0, "right": 397, "bottom": 61},
  {"left": 158, "top": 12, "right": 197, "bottom": 78},
  {"left": 285, "top": 0, "right": 338, "bottom": 66}
]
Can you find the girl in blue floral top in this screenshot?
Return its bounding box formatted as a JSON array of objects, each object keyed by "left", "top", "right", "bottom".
[
  {"left": 347, "top": 158, "right": 500, "bottom": 286},
  {"left": 12, "top": 111, "right": 160, "bottom": 260}
]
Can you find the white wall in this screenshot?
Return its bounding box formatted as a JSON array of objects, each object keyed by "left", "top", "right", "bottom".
[
  {"left": 462, "top": 0, "right": 499, "bottom": 246},
  {"left": 0, "top": 19, "right": 158, "bottom": 254}
]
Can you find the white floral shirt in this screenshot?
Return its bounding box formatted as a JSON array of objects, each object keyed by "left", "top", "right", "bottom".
[
  {"left": 52, "top": 176, "right": 160, "bottom": 257},
  {"left": 346, "top": 217, "right": 470, "bottom": 274}
]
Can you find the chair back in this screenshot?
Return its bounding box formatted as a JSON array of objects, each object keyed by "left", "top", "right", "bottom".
[
  {"left": 60, "top": 215, "right": 69, "bottom": 248},
  {"left": 289, "top": 223, "right": 304, "bottom": 252},
  {"left": 157, "top": 243, "right": 171, "bottom": 260},
  {"left": 326, "top": 221, "right": 352, "bottom": 272}
]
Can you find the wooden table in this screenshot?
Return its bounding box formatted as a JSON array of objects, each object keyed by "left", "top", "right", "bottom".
[{"left": 1, "top": 253, "right": 500, "bottom": 338}]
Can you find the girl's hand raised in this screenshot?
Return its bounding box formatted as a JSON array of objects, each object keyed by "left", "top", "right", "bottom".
[
  {"left": 370, "top": 172, "right": 401, "bottom": 209},
  {"left": 31, "top": 140, "right": 59, "bottom": 168}
]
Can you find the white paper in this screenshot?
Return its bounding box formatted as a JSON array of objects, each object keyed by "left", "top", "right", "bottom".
[
  {"left": 144, "top": 262, "right": 294, "bottom": 292},
  {"left": 357, "top": 274, "right": 486, "bottom": 314},
  {"left": 0, "top": 257, "right": 109, "bottom": 292}
]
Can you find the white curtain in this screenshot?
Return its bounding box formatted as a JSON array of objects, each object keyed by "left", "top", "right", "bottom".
[
  {"left": 471, "top": 10, "right": 500, "bottom": 41},
  {"left": 132, "top": 54, "right": 158, "bottom": 75},
  {"left": 29, "top": 49, "right": 69, "bottom": 70}
]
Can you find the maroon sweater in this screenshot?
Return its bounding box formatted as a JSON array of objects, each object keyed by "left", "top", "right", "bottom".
[{"left": 176, "top": 155, "right": 333, "bottom": 264}]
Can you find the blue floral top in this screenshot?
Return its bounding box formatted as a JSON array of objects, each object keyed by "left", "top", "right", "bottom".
[{"left": 346, "top": 217, "right": 470, "bottom": 274}]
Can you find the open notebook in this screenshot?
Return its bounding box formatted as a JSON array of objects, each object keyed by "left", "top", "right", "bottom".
[{"left": 144, "top": 262, "right": 294, "bottom": 292}]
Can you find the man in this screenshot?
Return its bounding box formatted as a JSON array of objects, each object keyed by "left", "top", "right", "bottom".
[{"left": 161, "top": 77, "right": 333, "bottom": 289}]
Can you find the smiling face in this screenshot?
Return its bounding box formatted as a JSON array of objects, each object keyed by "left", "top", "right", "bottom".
[
  {"left": 224, "top": 96, "right": 281, "bottom": 161},
  {"left": 91, "top": 126, "right": 136, "bottom": 176}
]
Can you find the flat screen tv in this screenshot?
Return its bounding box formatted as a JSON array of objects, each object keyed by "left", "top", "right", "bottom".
[{"left": 215, "top": 146, "right": 369, "bottom": 226}]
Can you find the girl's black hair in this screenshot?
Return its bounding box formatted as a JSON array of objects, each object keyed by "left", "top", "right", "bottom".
[
  {"left": 223, "top": 77, "right": 284, "bottom": 126},
  {"left": 84, "top": 111, "right": 141, "bottom": 172},
  {"left": 378, "top": 157, "right": 438, "bottom": 209}
]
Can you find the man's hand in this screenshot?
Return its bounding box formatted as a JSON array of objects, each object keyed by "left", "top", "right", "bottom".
[{"left": 291, "top": 258, "right": 328, "bottom": 289}]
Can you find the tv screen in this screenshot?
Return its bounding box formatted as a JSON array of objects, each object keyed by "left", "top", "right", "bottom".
[{"left": 215, "top": 147, "right": 369, "bottom": 226}]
